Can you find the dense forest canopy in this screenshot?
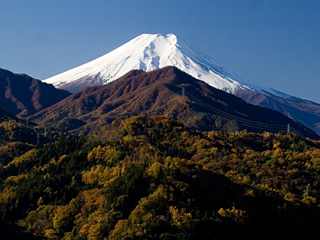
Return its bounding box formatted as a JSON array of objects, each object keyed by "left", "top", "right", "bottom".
[{"left": 0, "top": 115, "right": 320, "bottom": 239}]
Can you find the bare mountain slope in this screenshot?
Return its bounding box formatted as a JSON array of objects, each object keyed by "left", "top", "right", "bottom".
[
  {"left": 35, "top": 67, "right": 318, "bottom": 139},
  {"left": 0, "top": 68, "right": 71, "bottom": 118}
]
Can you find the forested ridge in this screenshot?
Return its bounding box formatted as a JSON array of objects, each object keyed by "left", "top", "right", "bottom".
[
  {"left": 30, "top": 67, "right": 319, "bottom": 140},
  {"left": 1, "top": 115, "right": 320, "bottom": 239}
]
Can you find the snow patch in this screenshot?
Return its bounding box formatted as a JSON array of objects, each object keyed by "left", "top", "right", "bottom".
[{"left": 43, "top": 33, "right": 283, "bottom": 97}]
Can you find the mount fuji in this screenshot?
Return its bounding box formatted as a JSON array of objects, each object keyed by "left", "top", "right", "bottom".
[
  {"left": 43, "top": 33, "right": 320, "bottom": 135},
  {"left": 44, "top": 33, "right": 278, "bottom": 95}
]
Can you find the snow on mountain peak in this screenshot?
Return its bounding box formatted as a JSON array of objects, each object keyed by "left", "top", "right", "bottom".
[{"left": 43, "top": 33, "right": 278, "bottom": 95}]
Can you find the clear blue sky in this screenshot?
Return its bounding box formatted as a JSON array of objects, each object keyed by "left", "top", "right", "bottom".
[{"left": 1, "top": 0, "right": 320, "bottom": 103}]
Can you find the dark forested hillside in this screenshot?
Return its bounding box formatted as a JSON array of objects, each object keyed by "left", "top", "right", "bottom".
[
  {"left": 0, "top": 107, "right": 69, "bottom": 167},
  {"left": 1, "top": 115, "right": 320, "bottom": 239},
  {"left": 0, "top": 108, "right": 15, "bottom": 122},
  {"left": 0, "top": 68, "right": 70, "bottom": 118},
  {"left": 0, "top": 117, "right": 66, "bottom": 147}
]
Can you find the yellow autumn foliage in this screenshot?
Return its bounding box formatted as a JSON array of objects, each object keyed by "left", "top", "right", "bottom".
[
  {"left": 218, "top": 206, "right": 247, "bottom": 224},
  {"left": 82, "top": 165, "right": 125, "bottom": 186},
  {"left": 169, "top": 206, "right": 193, "bottom": 229}
]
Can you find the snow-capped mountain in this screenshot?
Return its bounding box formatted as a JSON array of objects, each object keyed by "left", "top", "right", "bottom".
[
  {"left": 43, "top": 33, "right": 320, "bottom": 135},
  {"left": 43, "top": 33, "right": 281, "bottom": 96}
]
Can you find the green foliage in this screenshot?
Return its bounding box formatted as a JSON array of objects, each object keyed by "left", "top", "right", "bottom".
[
  {"left": 0, "top": 142, "right": 34, "bottom": 166},
  {"left": 1, "top": 115, "right": 320, "bottom": 239},
  {"left": 0, "top": 120, "right": 62, "bottom": 146}
]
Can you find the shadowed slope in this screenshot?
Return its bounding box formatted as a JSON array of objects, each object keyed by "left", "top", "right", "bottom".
[
  {"left": 0, "top": 68, "right": 71, "bottom": 118},
  {"left": 32, "top": 67, "right": 319, "bottom": 139}
]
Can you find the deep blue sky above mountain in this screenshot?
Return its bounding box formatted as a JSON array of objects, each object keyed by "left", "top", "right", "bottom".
[{"left": 1, "top": 0, "right": 320, "bottom": 103}]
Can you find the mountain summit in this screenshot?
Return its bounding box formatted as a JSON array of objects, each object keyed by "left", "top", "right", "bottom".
[
  {"left": 43, "top": 33, "right": 276, "bottom": 95},
  {"left": 43, "top": 33, "right": 320, "bottom": 135}
]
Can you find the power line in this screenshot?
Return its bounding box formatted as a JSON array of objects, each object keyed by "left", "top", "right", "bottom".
[
  {"left": 291, "top": 127, "right": 307, "bottom": 139},
  {"left": 188, "top": 92, "right": 285, "bottom": 127},
  {"left": 179, "top": 89, "right": 305, "bottom": 136},
  {"left": 184, "top": 90, "right": 287, "bottom": 129}
]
